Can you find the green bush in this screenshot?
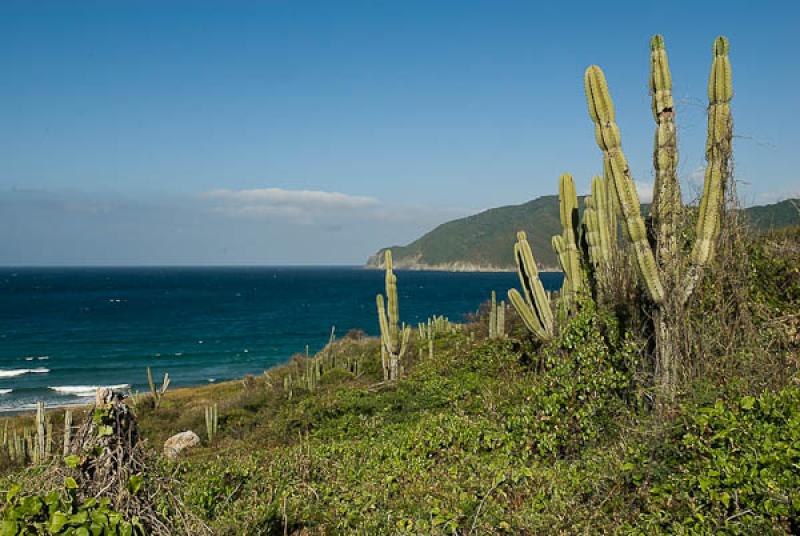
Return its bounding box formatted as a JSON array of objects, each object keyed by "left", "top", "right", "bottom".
[
  {"left": 503, "top": 299, "right": 639, "bottom": 458},
  {"left": 1, "top": 478, "right": 144, "bottom": 536},
  {"left": 627, "top": 385, "right": 800, "bottom": 534}
]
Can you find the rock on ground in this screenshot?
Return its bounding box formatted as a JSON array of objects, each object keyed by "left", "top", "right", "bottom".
[{"left": 163, "top": 431, "right": 200, "bottom": 459}]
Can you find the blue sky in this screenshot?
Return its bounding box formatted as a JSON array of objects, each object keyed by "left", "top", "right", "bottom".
[{"left": 1, "top": 0, "right": 797, "bottom": 265}]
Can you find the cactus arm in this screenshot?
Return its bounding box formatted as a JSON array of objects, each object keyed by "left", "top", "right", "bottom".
[
  {"left": 583, "top": 202, "right": 601, "bottom": 268},
  {"left": 552, "top": 235, "right": 567, "bottom": 277},
  {"left": 585, "top": 65, "right": 665, "bottom": 305},
  {"left": 650, "top": 34, "right": 681, "bottom": 269},
  {"left": 508, "top": 289, "right": 550, "bottom": 340},
  {"left": 515, "top": 232, "right": 554, "bottom": 332},
  {"left": 558, "top": 173, "right": 585, "bottom": 297},
  {"left": 682, "top": 37, "right": 733, "bottom": 303},
  {"left": 591, "top": 176, "right": 613, "bottom": 262},
  {"left": 691, "top": 36, "right": 732, "bottom": 268}
]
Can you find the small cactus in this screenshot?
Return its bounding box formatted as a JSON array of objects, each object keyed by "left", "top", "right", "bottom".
[
  {"left": 63, "top": 410, "right": 73, "bottom": 457},
  {"left": 376, "top": 250, "right": 410, "bottom": 381},
  {"left": 205, "top": 403, "right": 219, "bottom": 442},
  {"left": 34, "top": 401, "right": 46, "bottom": 464},
  {"left": 147, "top": 367, "right": 171, "bottom": 409}
]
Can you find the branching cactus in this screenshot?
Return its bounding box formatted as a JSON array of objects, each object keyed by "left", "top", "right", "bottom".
[
  {"left": 509, "top": 35, "right": 733, "bottom": 398},
  {"left": 582, "top": 35, "right": 732, "bottom": 395},
  {"left": 376, "top": 250, "right": 410, "bottom": 381},
  {"left": 508, "top": 231, "right": 554, "bottom": 340},
  {"left": 147, "top": 367, "right": 170, "bottom": 409}
]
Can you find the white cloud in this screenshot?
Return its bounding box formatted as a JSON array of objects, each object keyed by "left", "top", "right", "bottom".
[
  {"left": 204, "top": 188, "right": 378, "bottom": 209},
  {"left": 635, "top": 181, "right": 654, "bottom": 203},
  {"left": 203, "top": 187, "right": 381, "bottom": 224}
]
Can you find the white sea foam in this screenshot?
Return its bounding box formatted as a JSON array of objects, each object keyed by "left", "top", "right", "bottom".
[
  {"left": 49, "top": 384, "right": 130, "bottom": 397},
  {"left": 0, "top": 367, "right": 50, "bottom": 378},
  {"left": 23, "top": 356, "right": 48, "bottom": 361},
  {"left": 0, "top": 389, "right": 12, "bottom": 395}
]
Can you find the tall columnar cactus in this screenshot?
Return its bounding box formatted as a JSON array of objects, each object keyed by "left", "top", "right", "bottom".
[
  {"left": 497, "top": 299, "right": 505, "bottom": 339},
  {"left": 376, "top": 250, "right": 410, "bottom": 381},
  {"left": 650, "top": 35, "right": 681, "bottom": 270},
  {"left": 585, "top": 65, "right": 666, "bottom": 305},
  {"left": 508, "top": 231, "right": 554, "bottom": 340}
]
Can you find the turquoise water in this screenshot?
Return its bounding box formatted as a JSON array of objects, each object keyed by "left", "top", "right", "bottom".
[{"left": 0, "top": 267, "right": 563, "bottom": 411}]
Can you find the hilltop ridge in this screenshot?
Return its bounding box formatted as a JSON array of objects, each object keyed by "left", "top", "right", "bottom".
[{"left": 367, "top": 196, "right": 799, "bottom": 271}]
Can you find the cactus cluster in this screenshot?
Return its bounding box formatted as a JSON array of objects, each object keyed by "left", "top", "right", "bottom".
[
  {"left": 508, "top": 231, "right": 554, "bottom": 340},
  {"left": 509, "top": 35, "right": 733, "bottom": 395},
  {"left": 282, "top": 329, "right": 363, "bottom": 399},
  {"left": 376, "top": 250, "right": 410, "bottom": 381},
  {"left": 418, "top": 315, "right": 456, "bottom": 341},
  {"left": 1, "top": 401, "right": 63, "bottom": 467}
]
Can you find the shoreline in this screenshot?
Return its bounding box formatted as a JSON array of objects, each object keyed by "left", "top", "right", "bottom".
[
  {"left": 0, "top": 377, "right": 242, "bottom": 418},
  {"left": 362, "top": 264, "right": 562, "bottom": 273}
]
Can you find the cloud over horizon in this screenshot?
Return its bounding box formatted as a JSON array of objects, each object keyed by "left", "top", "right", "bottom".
[
  {"left": 202, "top": 187, "right": 381, "bottom": 225},
  {"left": 0, "top": 188, "right": 472, "bottom": 265}
]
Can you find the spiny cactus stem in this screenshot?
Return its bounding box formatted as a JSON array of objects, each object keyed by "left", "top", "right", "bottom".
[{"left": 585, "top": 65, "right": 665, "bottom": 305}]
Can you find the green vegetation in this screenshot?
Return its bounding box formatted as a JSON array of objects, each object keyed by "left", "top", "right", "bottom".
[
  {"left": 0, "top": 224, "right": 797, "bottom": 534},
  {"left": 1, "top": 479, "right": 145, "bottom": 536}
]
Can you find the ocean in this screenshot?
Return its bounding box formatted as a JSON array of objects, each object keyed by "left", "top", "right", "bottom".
[{"left": 0, "top": 267, "right": 563, "bottom": 412}]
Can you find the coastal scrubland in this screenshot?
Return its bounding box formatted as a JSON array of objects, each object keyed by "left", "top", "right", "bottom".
[
  {"left": 2, "top": 33, "right": 799, "bottom": 535},
  {"left": 0, "top": 224, "right": 798, "bottom": 534}
]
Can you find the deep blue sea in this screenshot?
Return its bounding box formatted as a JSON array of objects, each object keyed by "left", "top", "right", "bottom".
[{"left": 0, "top": 267, "right": 563, "bottom": 412}]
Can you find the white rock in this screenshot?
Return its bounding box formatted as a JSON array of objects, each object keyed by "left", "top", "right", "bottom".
[{"left": 163, "top": 430, "right": 200, "bottom": 459}]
